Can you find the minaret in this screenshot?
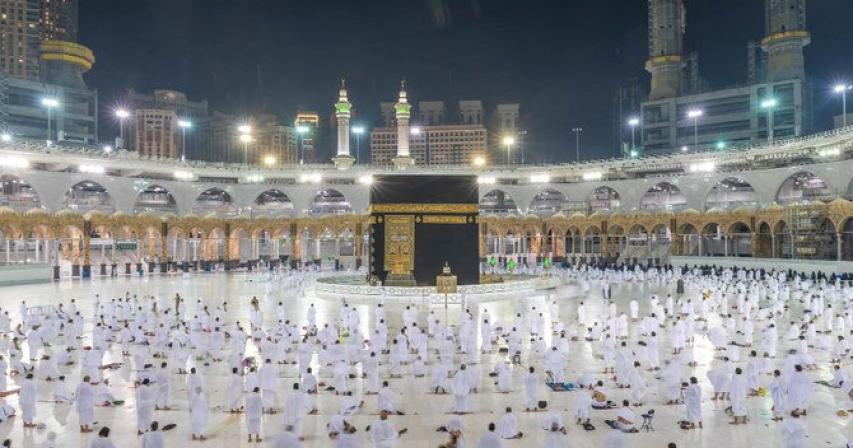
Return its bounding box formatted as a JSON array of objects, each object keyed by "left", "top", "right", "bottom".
[
  {"left": 646, "top": 0, "right": 685, "bottom": 100},
  {"left": 392, "top": 80, "right": 414, "bottom": 169},
  {"left": 762, "top": 0, "right": 810, "bottom": 82},
  {"left": 332, "top": 79, "right": 355, "bottom": 169}
]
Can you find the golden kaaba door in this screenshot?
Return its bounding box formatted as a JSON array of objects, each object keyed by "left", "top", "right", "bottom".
[{"left": 383, "top": 214, "right": 415, "bottom": 275}]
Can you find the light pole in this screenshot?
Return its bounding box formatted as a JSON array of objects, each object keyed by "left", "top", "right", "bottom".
[
  {"left": 178, "top": 119, "right": 192, "bottom": 162},
  {"left": 572, "top": 127, "right": 582, "bottom": 162},
  {"left": 115, "top": 109, "right": 129, "bottom": 149},
  {"left": 502, "top": 136, "right": 515, "bottom": 165},
  {"left": 411, "top": 126, "right": 430, "bottom": 166},
  {"left": 835, "top": 84, "right": 852, "bottom": 128},
  {"left": 761, "top": 98, "right": 777, "bottom": 144},
  {"left": 238, "top": 124, "right": 252, "bottom": 166},
  {"left": 687, "top": 109, "right": 703, "bottom": 148},
  {"left": 628, "top": 117, "right": 640, "bottom": 153},
  {"left": 297, "top": 125, "right": 309, "bottom": 165},
  {"left": 519, "top": 130, "right": 527, "bottom": 165},
  {"left": 352, "top": 125, "right": 365, "bottom": 164},
  {"left": 41, "top": 97, "right": 59, "bottom": 144}
]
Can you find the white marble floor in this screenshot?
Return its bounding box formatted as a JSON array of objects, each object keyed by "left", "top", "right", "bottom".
[{"left": 0, "top": 272, "right": 850, "bottom": 447}]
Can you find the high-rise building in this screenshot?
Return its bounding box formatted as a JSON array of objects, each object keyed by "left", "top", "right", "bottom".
[
  {"left": 253, "top": 114, "right": 297, "bottom": 167},
  {"left": 379, "top": 102, "right": 395, "bottom": 127},
  {"left": 491, "top": 103, "right": 520, "bottom": 162},
  {"left": 370, "top": 124, "right": 488, "bottom": 167},
  {"left": 132, "top": 109, "right": 179, "bottom": 159},
  {"left": 0, "top": 0, "right": 79, "bottom": 81},
  {"left": 0, "top": 0, "right": 96, "bottom": 144},
  {"left": 640, "top": 0, "right": 810, "bottom": 154},
  {"left": 126, "top": 89, "right": 208, "bottom": 121},
  {"left": 40, "top": 0, "right": 76, "bottom": 42},
  {"left": 126, "top": 89, "right": 208, "bottom": 158},
  {"left": 458, "top": 100, "right": 483, "bottom": 125},
  {"left": 3, "top": 75, "right": 97, "bottom": 144},
  {"left": 204, "top": 111, "right": 241, "bottom": 163},
  {"left": 418, "top": 101, "right": 445, "bottom": 126},
  {"left": 612, "top": 79, "right": 647, "bottom": 156},
  {"left": 0, "top": 0, "right": 42, "bottom": 81},
  {"left": 371, "top": 91, "right": 488, "bottom": 167},
  {"left": 294, "top": 111, "right": 320, "bottom": 163}
]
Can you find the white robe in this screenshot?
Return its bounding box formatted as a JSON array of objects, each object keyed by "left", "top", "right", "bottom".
[
  {"left": 369, "top": 419, "right": 398, "bottom": 448},
  {"left": 282, "top": 390, "right": 311, "bottom": 435},
  {"left": 729, "top": 374, "right": 748, "bottom": 417},
  {"left": 136, "top": 384, "right": 155, "bottom": 432},
  {"left": 90, "top": 438, "right": 116, "bottom": 448},
  {"left": 246, "top": 392, "right": 263, "bottom": 434},
  {"left": 770, "top": 377, "right": 787, "bottom": 417},
  {"left": 335, "top": 433, "right": 362, "bottom": 448},
  {"left": 452, "top": 370, "right": 470, "bottom": 413},
  {"left": 226, "top": 373, "right": 242, "bottom": 410},
  {"left": 781, "top": 417, "right": 806, "bottom": 448},
  {"left": 685, "top": 383, "right": 701, "bottom": 423},
  {"left": 141, "top": 432, "right": 164, "bottom": 448},
  {"left": 190, "top": 391, "right": 209, "bottom": 435},
  {"left": 524, "top": 372, "right": 538, "bottom": 409},
  {"left": 20, "top": 379, "right": 35, "bottom": 422},
  {"left": 476, "top": 431, "right": 503, "bottom": 448},
  {"left": 497, "top": 412, "right": 520, "bottom": 438},
  {"left": 542, "top": 412, "right": 565, "bottom": 448},
  {"left": 76, "top": 382, "right": 95, "bottom": 426}
]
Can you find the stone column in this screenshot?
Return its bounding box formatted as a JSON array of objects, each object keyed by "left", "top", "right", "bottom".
[{"left": 837, "top": 233, "right": 843, "bottom": 261}]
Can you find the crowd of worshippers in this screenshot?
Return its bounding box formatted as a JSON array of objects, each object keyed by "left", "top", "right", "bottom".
[{"left": 0, "top": 263, "right": 850, "bottom": 447}]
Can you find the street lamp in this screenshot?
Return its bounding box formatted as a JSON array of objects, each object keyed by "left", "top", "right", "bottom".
[
  {"left": 628, "top": 117, "right": 640, "bottom": 152},
  {"left": 115, "top": 108, "right": 129, "bottom": 149},
  {"left": 835, "top": 84, "right": 852, "bottom": 128},
  {"left": 239, "top": 133, "right": 253, "bottom": 166},
  {"left": 502, "top": 136, "right": 515, "bottom": 165},
  {"left": 687, "top": 109, "right": 703, "bottom": 148},
  {"left": 296, "top": 125, "right": 310, "bottom": 165},
  {"left": 178, "top": 119, "right": 192, "bottom": 162},
  {"left": 352, "top": 125, "right": 365, "bottom": 164},
  {"left": 572, "top": 127, "right": 583, "bottom": 162},
  {"left": 761, "top": 98, "right": 778, "bottom": 144},
  {"left": 472, "top": 155, "right": 486, "bottom": 167},
  {"left": 263, "top": 155, "right": 276, "bottom": 167},
  {"left": 41, "top": 97, "right": 59, "bottom": 145}
]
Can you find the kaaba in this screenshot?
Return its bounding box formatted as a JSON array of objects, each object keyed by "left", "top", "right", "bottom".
[{"left": 369, "top": 175, "right": 479, "bottom": 286}]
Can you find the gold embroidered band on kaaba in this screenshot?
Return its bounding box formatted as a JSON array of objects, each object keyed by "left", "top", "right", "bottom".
[
  {"left": 421, "top": 215, "right": 471, "bottom": 224},
  {"left": 368, "top": 203, "right": 479, "bottom": 214}
]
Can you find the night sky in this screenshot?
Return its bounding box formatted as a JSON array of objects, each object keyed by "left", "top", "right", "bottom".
[{"left": 79, "top": 0, "right": 853, "bottom": 163}]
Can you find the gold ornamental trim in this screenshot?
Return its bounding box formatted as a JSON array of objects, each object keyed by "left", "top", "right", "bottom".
[
  {"left": 422, "top": 215, "right": 468, "bottom": 225},
  {"left": 383, "top": 214, "right": 415, "bottom": 275},
  {"left": 369, "top": 203, "right": 479, "bottom": 214},
  {"left": 645, "top": 54, "right": 682, "bottom": 70},
  {"left": 761, "top": 30, "right": 810, "bottom": 47}
]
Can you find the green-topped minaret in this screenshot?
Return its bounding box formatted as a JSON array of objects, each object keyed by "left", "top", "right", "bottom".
[
  {"left": 393, "top": 79, "right": 414, "bottom": 169},
  {"left": 332, "top": 79, "right": 355, "bottom": 169}
]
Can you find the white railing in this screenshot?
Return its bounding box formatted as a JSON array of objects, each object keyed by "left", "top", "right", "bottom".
[{"left": 3, "top": 125, "right": 852, "bottom": 180}]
